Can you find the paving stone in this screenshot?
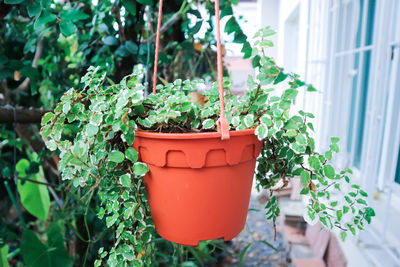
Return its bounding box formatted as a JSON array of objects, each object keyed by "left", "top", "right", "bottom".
[{"left": 224, "top": 195, "right": 290, "bottom": 266}]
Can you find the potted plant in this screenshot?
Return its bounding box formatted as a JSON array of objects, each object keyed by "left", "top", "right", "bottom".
[{"left": 40, "top": 26, "right": 374, "bottom": 265}]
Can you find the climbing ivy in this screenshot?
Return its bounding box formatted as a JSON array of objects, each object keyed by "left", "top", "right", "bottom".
[{"left": 41, "top": 26, "right": 375, "bottom": 265}]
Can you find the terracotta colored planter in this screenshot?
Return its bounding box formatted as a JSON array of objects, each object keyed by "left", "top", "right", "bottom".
[{"left": 133, "top": 129, "right": 263, "bottom": 246}]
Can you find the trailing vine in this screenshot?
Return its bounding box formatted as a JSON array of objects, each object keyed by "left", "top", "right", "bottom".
[{"left": 40, "top": 27, "right": 374, "bottom": 266}]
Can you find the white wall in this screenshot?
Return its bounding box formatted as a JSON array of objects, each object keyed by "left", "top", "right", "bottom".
[{"left": 258, "top": 0, "right": 279, "bottom": 59}]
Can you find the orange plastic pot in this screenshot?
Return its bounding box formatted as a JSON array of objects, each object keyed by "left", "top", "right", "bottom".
[{"left": 133, "top": 129, "right": 263, "bottom": 246}]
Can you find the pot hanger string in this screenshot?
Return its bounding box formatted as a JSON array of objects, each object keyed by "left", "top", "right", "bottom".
[{"left": 152, "top": 0, "right": 230, "bottom": 140}]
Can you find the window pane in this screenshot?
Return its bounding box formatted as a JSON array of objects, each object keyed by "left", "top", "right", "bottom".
[
  {"left": 365, "top": 0, "right": 376, "bottom": 46},
  {"left": 353, "top": 50, "right": 372, "bottom": 168},
  {"left": 347, "top": 52, "right": 360, "bottom": 153},
  {"left": 396, "top": 145, "right": 400, "bottom": 184},
  {"left": 355, "top": 0, "right": 364, "bottom": 48},
  {"left": 335, "top": 4, "right": 346, "bottom": 53}
]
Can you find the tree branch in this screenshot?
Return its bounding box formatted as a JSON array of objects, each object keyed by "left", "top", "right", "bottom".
[
  {"left": 0, "top": 107, "right": 51, "bottom": 123},
  {"left": 17, "top": 37, "right": 43, "bottom": 91},
  {"left": 145, "top": 12, "right": 182, "bottom": 43},
  {"left": 112, "top": 4, "right": 126, "bottom": 43}
]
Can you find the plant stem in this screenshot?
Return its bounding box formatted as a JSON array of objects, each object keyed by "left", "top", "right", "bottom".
[{"left": 4, "top": 181, "right": 26, "bottom": 228}]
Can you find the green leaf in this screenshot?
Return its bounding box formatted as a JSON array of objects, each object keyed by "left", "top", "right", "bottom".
[
  {"left": 125, "top": 41, "right": 138, "bottom": 54},
  {"left": 133, "top": 162, "right": 149, "bottom": 176},
  {"left": 60, "top": 9, "right": 89, "bottom": 22},
  {"left": 4, "top": 0, "right": 24, "bottom": 3},
  {"left": 300, "top": 170, "right": 310, "bottom": 188},
  {"left": 225, "top": 17, "right": 240, "bottom": 34},
  {"left": 233, "top": 31, "right": 247, "bottom": 43},
  {"left": 27, "top": 4, "right": 42, "bottom": 17},
  {"left": 109, "top": 151, "right": 125, "bottom": 163},
  {"left": 331, "top": 137, "right": 340, "bottom": 143},
  {"left": 359, "top": 190, "right": 368, "bottom": 197},
  {"left": 34, "top": 10, "right": 57, "bottom": 30},
  {"left": 20, "top": 66, "right": 39, "bottom": 95},
  {"left": 365, "top": 207, "right": 375, "bottom": 224},
  {"left": 308, "top": 156, "right": 321, "bottom": 171},
  {"left": 261, "top": 39, "right": 274, "bottom": 47},
  {"left": 137, "top": 0, "right": 153, "bottom": 5},
  {"left": 202, "top": 119, "right": 215, "bottom": 129},
  {"left": 343, "top": 206, "right": 350, "bottom": 214},
  {"left": 18, "top": 172, "right": 50, "bottom": 221},
  {"left": 241, "top": 42, "right": 252, "bottom": 59},
  {"left": 244, "top": 114, "right": 254, "bottom": 128},
  {"left": 86, "top": 123, "right": 99, "bottom": 137},
  {"left": 284, "top": 119, "right": 298, "bottom": 130},
  {"left": 220, "top": 6, "right": 233, "bottom": 18},
  {"left": 260, "top": 115, "right": 272, "bottom": 126},
  {"left": 59, "top": 21, "right": 77, "bottom": 36},
  {"left": 0, "top": 245, "right": 9, "bottom": 267},
  {"left": 122, "top": 0, "right": 136, "bottom": 15},
  {"left": 45, "top": 140, "right": 57, "bottom": 151},
  {"left": 300, "top": 188, "right": 309, "bottom": 195},
  {"left": 125, "top": 147, "right": 138, "bottom": 163},
  {"left": 41, "top": 112, "right": 54, "bottom": 124},
  {"left": 103, "top": 36, "right": 118, "bottom": 46},
  {"left": 323, "top": 165, "right": 335, "bottom": 179},
  {"left": 282, "top": 89, "right": 298, "bottom": 100},
  {"left": 279, "top": 100, "right": 291, "bottom": 110},
  {"left": 106, "top": 213, "right": 118, "bottom": 228},
  {"left": 21, "top": 230, "right": 51, "bottom": 267},
  {"left": 189, "top": 20, "right": 202, "bottom": 34},
  {"left": 295, "top": 134, "right": 307, "bottom": 145},
  {"left": 120, "top": 174, "right": 131, "bottom": 188},
  {"left": 91, "top": 113, "right": 103, "bottom": 126},
  {"left": 325, "top": 151, "right": 332, "bottom": 160},
  {"left": 307, "top": 85, "right": 317, "bottom": 92},
  {"left": 356, "top": 199, "right": 367, "bottom": 205},
  {"left": 47, "top": 223, "right": 72, "bottom": 267},
  {"left": 16, "top": 158, "right": 30, "bottom": 178},
  {"left": 336, "top": 210, "right": 342, "bottom": 221},
  {"left": 115, "top": 45, "right": 129, "bottom": 57},
  {"left": 285, "top": 130, "right": 297, "bottom": 137},
  {"left": 238, "top": 243, "right": 253, "bottom": 266},
  {"left": 274, "top": 71, "right": 287, "bottom": 84},
  {"left": 344, "top": 196, "right": 352, "bottom": 204},
  {"left": 340, "top": 231, "right": 347, "bottom": 241},
  {"left": 330, "top": 143, "right": 339, "bottom": 153},
  {"left": 255, "top": 124, "right": 267, "bottom": 140}
]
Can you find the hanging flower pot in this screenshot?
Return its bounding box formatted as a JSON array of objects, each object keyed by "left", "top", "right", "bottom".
[
  {"left": 128, "top": 0, "right": 268, "bottom": 246},
  {"left": 134, "top": 129, "right": 262, "bottom": 245}
]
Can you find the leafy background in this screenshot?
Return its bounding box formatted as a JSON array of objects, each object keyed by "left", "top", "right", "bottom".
[{"left": 0, "top": 0, "right": 250, "bottom": 265}]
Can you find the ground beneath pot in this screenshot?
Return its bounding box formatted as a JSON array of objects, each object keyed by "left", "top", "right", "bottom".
[{"left": 221, "top": 193, "right": 290, "bottom": 267}]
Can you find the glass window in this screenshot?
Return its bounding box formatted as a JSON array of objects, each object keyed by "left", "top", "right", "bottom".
[
  {"left": 365, "top": 0, "right": 376, "bottom": 46},
  {"left": 396, "top": 145, "right": 400, "bottom": 184},
  {"left": 353, "top": 50, "right": 371, "bottom": 168},
  {"left": 355, "top": 0, "right": 364, "bottom": 48}
]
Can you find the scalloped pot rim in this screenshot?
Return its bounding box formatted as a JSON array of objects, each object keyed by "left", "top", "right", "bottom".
[{"left": 135, "top": 128, "right": 256, "bottom": 139}]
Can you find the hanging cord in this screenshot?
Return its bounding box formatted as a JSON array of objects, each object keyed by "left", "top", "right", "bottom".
[
  {"left": 152, "top": 0, "right": 230, "bottom": 139},
  {"left": 152, "top": 0, "right": 164, "bottom": 94},
  {"left": 213, "top": 0, "right": 229, "bottom": 140},
  {"left": 144, "top": 6, "right": 151, "bottom": 96}
]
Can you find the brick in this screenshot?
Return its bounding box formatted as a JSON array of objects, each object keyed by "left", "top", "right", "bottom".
[
  {"left": 306, "top": 223, "right": 331, "bottom": 259},
  {"left": 284, "top": 224, "right": 308, "bottom": 244},
  {"left": 293, "top": 258, "right": 326, "bottom": 267},
  {"left": 326, "top": 234, "right": 347, "bottom": 267}
]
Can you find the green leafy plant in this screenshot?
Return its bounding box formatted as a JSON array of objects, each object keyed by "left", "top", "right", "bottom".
[
  {"left": 1, "top": 1, "right": 248, "bottom": 265},
  {"left": 40, "top": 27, "right": 375, "bottom": 265}
]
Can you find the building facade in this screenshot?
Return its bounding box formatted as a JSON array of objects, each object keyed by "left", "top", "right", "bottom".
[{"left": 265, "top": 0, "right": 400, "bottom": 266}]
